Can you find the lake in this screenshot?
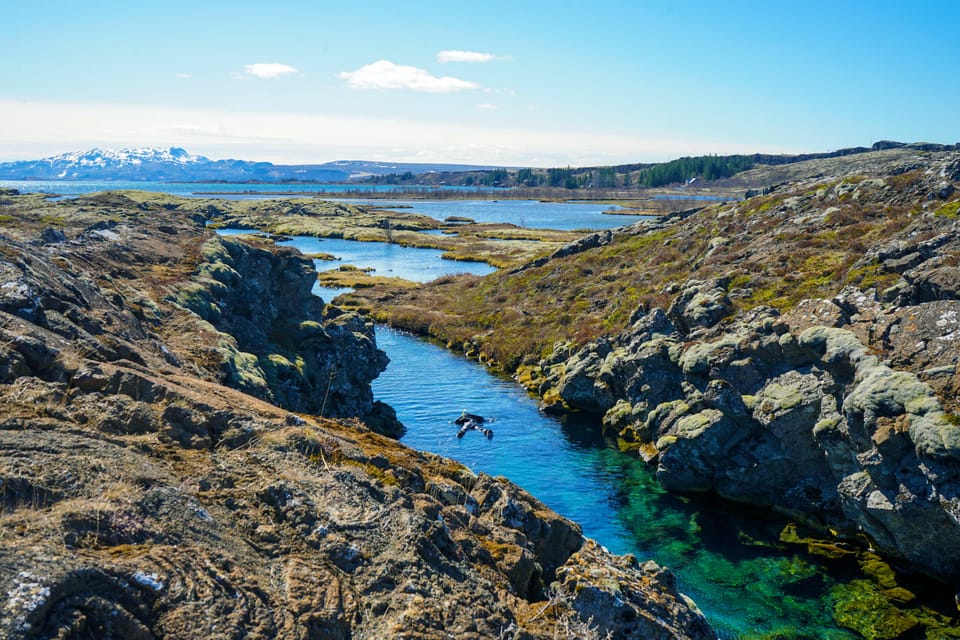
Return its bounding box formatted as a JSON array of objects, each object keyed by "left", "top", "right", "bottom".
[
  {"left": 334, "top": 198, "right": 650, "bottom": 231},
  {"left": 0, "top": 179, "right": 489, "bottom": 200}
]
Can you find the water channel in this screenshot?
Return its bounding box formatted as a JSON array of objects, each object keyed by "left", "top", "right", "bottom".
[
  {"left": 223, "top": 201, "right": 956, "bottom": 638},
  {"left": 374, "top": 327, "right": 865, "bottom": 639}
]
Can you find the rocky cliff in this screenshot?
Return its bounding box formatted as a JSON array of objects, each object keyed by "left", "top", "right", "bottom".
[
  {"left": 0, "top": 192, "right": 712, "bottom": 639},
  {"left": 363, "top": 149, "right": 960, "bottom": 590},
  {"left": 171, "top": 232, "right": 400, "bottom": 436},
  {"left": 533, "top": 155, "right": 960, "bottom": 584}
]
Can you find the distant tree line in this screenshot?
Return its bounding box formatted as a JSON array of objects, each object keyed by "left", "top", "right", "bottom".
[
  {"left": 634, "top": 155, "right": 755, "bottom": 187},
  {"left": 477, "top": 168, "right": 509, "bottom": 186},
  {"left": 355, "top": 142, "right": 960, "bottom": 191},
  {"left": 359, "top": 154, "right": 759, "bottom": 189},
  {"left": 370, "top": 171, "right": 416, "bottom": 184}
]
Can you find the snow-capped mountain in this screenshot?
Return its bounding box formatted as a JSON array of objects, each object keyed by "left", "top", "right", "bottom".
[
  {"left": 0, "top": 147, "right": 504, "bottom": 182},
  {"left": 48, "top": 147, "right": 205, "bottom": 169},
  {"left": 0, "top": 147, "right": 347, "bottom": 182}
]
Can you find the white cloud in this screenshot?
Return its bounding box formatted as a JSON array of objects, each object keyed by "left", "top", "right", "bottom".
[
  {"left": 236, "top": 63, "right": 299, "bottom": 79},
  {"left": 175, "top": 73, "right": 191, "bottom": 79},
  {"left": 437, "top": 50, "right": 497, "bottom": 64},
  {"left": 0, "top": 99, "right": 804, "bottom": 166},
  {"left": 337, "top": 60, "right": 478, "bottom": 93}
]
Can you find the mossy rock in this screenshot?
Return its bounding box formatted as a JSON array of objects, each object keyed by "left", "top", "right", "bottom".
[
  {"left": 859, "top": 555, "right": 898, "bottom": 590},
  {"left": 174, "top": 282, "right": 221, "bottom": 323},
  {"left": 675, "top": 410, "right": 722, "bottom": 439},
  {"left": 831, "top": 579, "right": 919, "bottom": 640},
  {"left": 198, "top": 260, "right": 240, "bottom": 286},
  {"left": 217, "top": 338, "right": 269, "bottom": 394},
  {"left": 297, "top": 320, "right": 325, "bottom": 339},
  {"left": 200, "top": 237, "right": 233, "bottom": 263},
  {"left": 934, "top": 201, "right": 960, "bottom": 218}
]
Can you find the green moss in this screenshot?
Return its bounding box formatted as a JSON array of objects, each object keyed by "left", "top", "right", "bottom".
[
  {"left": 905, "top": 395, "right": 940, "bottom": 415},
  {"left": 198, "top": 260, "right": 239, "bottom": 285},
  {"left": 831, "top": 580, "right": 919, "bottom": 639},
  {"left": 38, "top": 213, "right": 65, "bottom": 228},
  {"left": 262, "top": 352, "right": 305, "bottom": 381},
  {"left": 218, "top": 341, "right": 268, "bottom": 392},
  {"left": 934, "top": 201, "right": 960, "bottom": 218},
  {"left": 758, "top": 382, "right": 804, "bottom": 413},
  {"left": 339, "top": 458, "right": 399, "bottom": 486},
  {"left": 174, "top": 282, "right": 221, "bottom": 323},
  {"left": 675, "top": 410, "right": 720, "bottom": 438},
  {"left": 813, "top": 417, "right": 841, "bottom": 435},
  {"left": 845, "top": 261, "right": 898, "bottom": 291},
  {"left": 200, "top": 237, "right": 233, "bottom": 263},
  {"left": 727, "top": 273, "right": 752, "bottom": 290},
  {"left": 655, "top": 435, "right": 678, "bottom": 449},
  {"left": 297, "top": 320, "right": 324, "bottom": 338}
]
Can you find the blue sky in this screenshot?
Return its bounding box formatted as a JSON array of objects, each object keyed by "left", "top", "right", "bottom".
[{"left": 2, "top": 0, "right": 957, "bottom": 165}]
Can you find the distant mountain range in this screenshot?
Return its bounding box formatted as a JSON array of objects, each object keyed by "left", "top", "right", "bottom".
[{"left": 0, "top": 147, "right": 504, "bottom": 182}]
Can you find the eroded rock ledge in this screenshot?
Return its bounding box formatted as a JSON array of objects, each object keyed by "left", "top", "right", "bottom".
[
  {"left": 0, "top": 193, "right": 713, "bottom": 639},
  {"left": 533, "top": 223, "right": 960, "bottom": 583}
]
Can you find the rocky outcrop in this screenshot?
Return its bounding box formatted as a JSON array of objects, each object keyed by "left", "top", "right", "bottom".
[
  {"left": 0, "top": 194, "right": 712, "bottom": 639},
  {"left": 171, "top": 235, "right": 398, "bottom": 433},
  {"left": 540, "top": 280, "right": 960, "bottom": 585},
  {"left": 528, "top": 159, "right": 960, "bottom": 584}
]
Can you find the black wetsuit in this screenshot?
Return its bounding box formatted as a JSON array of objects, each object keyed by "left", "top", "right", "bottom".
[{"left": 456, "top": 414, "right": 492, "bottom": 438}]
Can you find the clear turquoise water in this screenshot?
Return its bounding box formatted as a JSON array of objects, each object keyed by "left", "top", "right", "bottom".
[{"left": 372, "top": 327, "right": 956, "bottom": 640}]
